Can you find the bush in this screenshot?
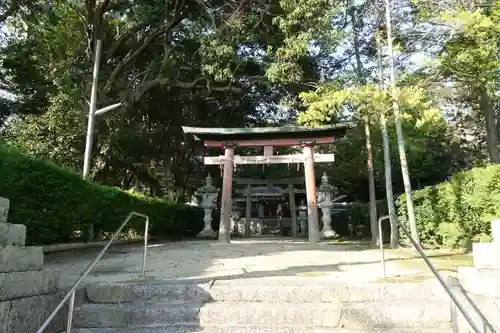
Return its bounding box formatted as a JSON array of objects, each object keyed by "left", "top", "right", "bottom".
[
  {"left": 330, "top": 199, "right": 389, "bottom": 239},
  {"left": 0, "top": 145, "right": 204, "bottom": 245},
  {"left": 396, "top": 164, "right": 500, "bottom": 247}
]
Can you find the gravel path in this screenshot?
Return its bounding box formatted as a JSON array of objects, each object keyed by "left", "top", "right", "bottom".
[{"left": 43, "top": 238, "right": 423, "bottom": 287}]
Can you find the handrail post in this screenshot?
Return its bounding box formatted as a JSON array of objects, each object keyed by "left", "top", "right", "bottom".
[
  {"left": 378, "top": 215, "right": 391, "bottom": 278},
  {"left": 37, "top": 211, "right": 150, "bottom": 333},
  {"left": 141, "top": 215, "right": 150, "bottom": 279},
  {"left": 66, "top": 291, "right": 76, "bottom": 333}
]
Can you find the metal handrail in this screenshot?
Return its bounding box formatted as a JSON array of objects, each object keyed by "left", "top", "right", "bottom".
[
  {"left": 453, "top": 280, "right": 496, "bottom": 333},
  {"left": 378, "top": 214, "right": 483, "bottom": 333},
  {"left": 36, "top": 211, "right": 150, "bottom": 333}
]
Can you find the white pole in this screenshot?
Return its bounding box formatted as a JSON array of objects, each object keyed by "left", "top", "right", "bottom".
[
  {"left": 95, "top": 102, "right": 122, "bottom": 116},
  {"left": 82, "top": 39, "right": 103, "bottom": 242}
]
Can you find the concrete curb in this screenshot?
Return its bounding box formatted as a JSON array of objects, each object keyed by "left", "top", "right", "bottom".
[{"left": 41, "top": 238, "right": 153, "bottom": 254}]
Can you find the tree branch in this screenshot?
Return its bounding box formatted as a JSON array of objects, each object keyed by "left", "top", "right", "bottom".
[
  {"left": 105, "top": 14, "right": 186, "bottom": 91},
  {"left": 133, "top": 74, "right": 267, "bottom": 102},
  {"left": 106, "top": 20, "right": 158, "bottom": 60},
  {"left": 133, "top": 77, "right": 239, "bottom": 101}
]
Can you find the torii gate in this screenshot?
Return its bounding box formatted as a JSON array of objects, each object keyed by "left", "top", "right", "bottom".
[{"left": 182, "top": 123, "right": 353, "bottom": 244}]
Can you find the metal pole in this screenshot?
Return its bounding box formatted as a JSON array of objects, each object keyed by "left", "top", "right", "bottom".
[
  {"left": 66, "top": 291, "right": 75, "bottom": 333},
  {"left": 378, "top": 215, "right": 390, "bottom": 278},
  {"left": 82, "top": 39, "right": 103, "bottom": 242},
  {"left": 95, "top": 102, "right": 122, "bottom": 116},
  {"left": 142, "top": 216, "right": 149, "bottom": 279}
]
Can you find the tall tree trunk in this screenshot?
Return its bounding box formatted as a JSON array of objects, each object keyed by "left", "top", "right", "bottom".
[
  {"left": 478, "top": 87, "right": 500, "bottom": 164},
  {"left": 376, "top": 31, "right": 398, "bottom": 249},
  {"left": 364, "top": 118, "right": 379, "bottom": 245},
  {"left": 384, "top": 0, "right": 420, "bottom": 245},
  {"left": 351, "top": 8, "right": 378, "bottom": 245}
]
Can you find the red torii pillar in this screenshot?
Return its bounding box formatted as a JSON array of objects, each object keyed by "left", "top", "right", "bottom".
[{"left": 302, "top": 141, "right": 320, "bottom": 243}]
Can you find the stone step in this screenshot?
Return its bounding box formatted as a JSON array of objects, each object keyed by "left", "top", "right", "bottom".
[
  {"left": 0, "top": 222, "right": 26, "bottom": 246},
  {"left": 472, "top": 243, "right": 500, "bottom": 269},
  {"left": 69, "top": 327, "right": 453, "bottom": 333},
  {"left": 457, "top": 266, "right": 500, "bottom": 297},
  {"left": 0, "top": 269, "right": 59, "bottom": 301},
  {"left": 0, "top": 245, "right": 43, "bottom": 273},
  {"left": 84, "top": 279, "right": 447, "bottom": 304},
  {"left": 72, "top": 300, "right": 451, "bottom": 329}
]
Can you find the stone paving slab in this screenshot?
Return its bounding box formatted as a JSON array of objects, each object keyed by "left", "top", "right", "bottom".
[
  {"left": 472, "top": 242, "right": 500, "bottom": 269},
  {"left": 209, "top": 279, "right": 448, "bottom": 303},
  {"left": 84, "top": 279, "right": 447, "bottom": 304},
  {"left": 0, "top": 245, "right": 43, "bottom": 272},
  {"left": 0, "top": 197, "right": 9, "bottom": 224},
  {"left": 0, "top": 269, "right": 60, "bottom": 301},
  {"left": 72, "top": 300, "right": 450, "bottom": 329},
  {"left": 1, "top": 292, "right": 67, "bottom": 333},
  {"left": 0, "top": 222, "right": 26, "bottom": 246},
  {"left": 85, "top": 281, "right": 213, "bottom": 304},
  {"left": 73, "top": 302, "right": 203, "bottom": 328},
  {"left": 457, "top": 266, "right": 500, "bottom": 297}
]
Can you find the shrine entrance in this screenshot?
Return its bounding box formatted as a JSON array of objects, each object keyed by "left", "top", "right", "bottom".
[
  {"left": 182, "top": 123, "right": 353, "bottom": 244},
  {"left": 233, "top": 177, "right": 306, "bottom": 237}
]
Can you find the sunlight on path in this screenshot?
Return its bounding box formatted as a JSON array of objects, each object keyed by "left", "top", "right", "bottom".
[{"left": 44, "top": 238, "right": 464, "bottom": 287}]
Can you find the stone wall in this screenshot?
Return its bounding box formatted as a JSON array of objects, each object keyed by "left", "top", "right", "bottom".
[{"left": 0, "top": 197, "right": 81, "bottom": 333}]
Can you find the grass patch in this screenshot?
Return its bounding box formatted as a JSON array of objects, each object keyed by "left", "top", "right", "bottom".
[
  {"left": 374, "top": 274, "right": 433, "bottom": 283},
  {"left": 389, "top": 248, "right": 473, "bottom": 273}
]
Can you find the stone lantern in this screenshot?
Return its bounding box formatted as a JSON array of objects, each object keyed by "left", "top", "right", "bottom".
[
  {"left": 196, "top": 174, "right": 219, "bottom": 238},
  {"left": 231, "top": 202, "right": 244, "bottom": 236},
  {"left": 317, "top": 172, "right": 339, "bottom": 239},
  {"left": 297, "top": 199, "right": 308, "bottom": 236}
]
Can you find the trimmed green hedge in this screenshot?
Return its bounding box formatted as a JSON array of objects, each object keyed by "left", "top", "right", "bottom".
[
  {"left": 397, "top": 164, "right": 500, "bottom": 247},
  {"left": 0, "top": 145, "right": 204, "bottom": 245}
]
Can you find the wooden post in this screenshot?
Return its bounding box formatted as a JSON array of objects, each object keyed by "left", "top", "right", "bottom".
[
  {"left": 289, "top": 184, "right": 297, "bottom": 237},
  {"left": 219, "top": 144, "right": 235, "bottom": 243},
  {"left": 245, "top": 184, "right": 252, "bottom": 238},
  {"left": 302, "top": 142, "right": 320, "bottom": 243}
]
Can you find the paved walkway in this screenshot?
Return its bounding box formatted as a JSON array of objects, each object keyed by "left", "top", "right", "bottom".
[{"left": 44, "top": 238, "right": 426, "bottom": 287}]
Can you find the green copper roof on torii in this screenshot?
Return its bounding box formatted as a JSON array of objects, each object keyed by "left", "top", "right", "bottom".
[{"left": 182, "top": 122, "right": 355, "bottom": 141}]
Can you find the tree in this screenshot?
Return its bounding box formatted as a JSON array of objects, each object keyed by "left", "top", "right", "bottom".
[
  {"left": 375, "top": 26, "right": 398, "bottom": 248},
  {"left": 1, "top": 0, "right": 318, "bottom": 196},
  {"left": 383, "top": 0, "right": 419, "bottom": 244},
  {"left": 410, "top": 0, "right": 500, "bottom": 164}
]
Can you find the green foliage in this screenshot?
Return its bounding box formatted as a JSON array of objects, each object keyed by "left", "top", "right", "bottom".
[
  {"left": 315, "top": 112, "right": 466, "bottom": 201},
  {"left": 330, "top": 200, "right": 389, "bottom": 238},
  {"left": 298, "top": 84, "right": 436, "bottom": 125},
  {"left": 397, "top": 164, "right": 500, "bottom": 247},
  {"left": 438, "top": 4, "right": 500, "bottom": 92},
  {"left": 0, "top": 145, "right": 204, "bottom": 245},
  {"left": 3, "top": 90, "right": 85, "bottom": 170}
]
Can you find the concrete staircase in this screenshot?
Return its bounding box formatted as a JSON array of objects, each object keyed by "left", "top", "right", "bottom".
[{"left": 69, "top": 279, "right": 454, "bottom": 333}]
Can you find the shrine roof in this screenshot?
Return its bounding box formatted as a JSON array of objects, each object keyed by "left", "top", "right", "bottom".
[{"left": 182, "top": 122, "right": 354, "bottom": 142}]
